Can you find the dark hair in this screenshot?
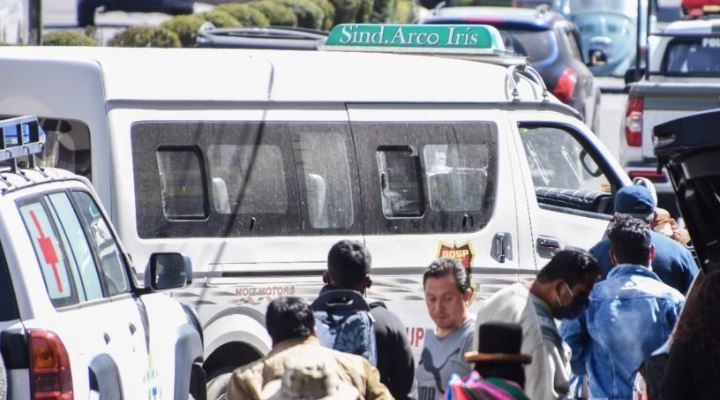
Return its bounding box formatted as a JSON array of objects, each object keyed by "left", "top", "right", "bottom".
[
  {"left": 423, "top": 257, "right": 470, "bottom": 293},
  {"left": 607, "top": 214, "right": 652, "bottom": 266},
  {"left": 265, "top": 296, "right": 315, "bottom": 344},
  {"left": 673, "top": 270, "right": 720, "bottom": 363},
  {"left": 327, "top": 240, "right": 372, "bottom": 287},
  {"left": 536, "top": 248, "right": 600, "bottom": 287}
]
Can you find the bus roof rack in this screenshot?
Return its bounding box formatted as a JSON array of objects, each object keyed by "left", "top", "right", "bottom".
[{"left": 0, "top": 115, "right": 46, "bottom": 171}]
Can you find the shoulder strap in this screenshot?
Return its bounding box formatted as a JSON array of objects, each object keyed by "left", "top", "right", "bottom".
[
  {"left": 312, "top": 289, "right": 370, "bottom": 312},
  {"left": 369, "top": 300, "right": 386, "bottom": 309}
]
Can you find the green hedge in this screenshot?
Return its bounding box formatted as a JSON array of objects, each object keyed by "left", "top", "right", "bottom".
[
  {"left": 215, "top": 3, "right": 271, "bottom": 27},
  {"left": 371, "top": 0, "right": 395, "bottom": 22},
  {"left": 200, "top": 9, "right": 242, "bottom": 28},
  {"left": 276, "top": 0, "right": 326, "bottom": 30},
  {"left": 247, "top": 1, "right": 298, "bottom": 26},
  {"left": 161, "top": 14, "right": 206, "bottom": 47},
  {"left": 330, "top": 0, "right": 372, "bottom": 24},
  {"left": 108, "top": 26, "right": 181, "bottom": 47},
  {"left": 310, "top": 0, "right": 335, "bottom": 30},
  {"left": 42, "top": 31, "right": 98, "bottom": 46}
]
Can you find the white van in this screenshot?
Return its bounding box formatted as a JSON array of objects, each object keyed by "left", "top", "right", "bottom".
[{"left": 0, "top": 24, "right": 630, "bottom": 396}]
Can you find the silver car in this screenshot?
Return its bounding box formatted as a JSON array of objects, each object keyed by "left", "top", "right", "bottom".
[{"left": 77, "top": 0, "right": 194, "bottom": 26}]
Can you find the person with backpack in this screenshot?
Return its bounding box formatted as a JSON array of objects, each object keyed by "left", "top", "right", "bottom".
[
  {"left": 417, "top": 257, "right": 476, "bottom": 400},
  {"left": 311, "top": 240, "right": 416, "bottom": 400}
]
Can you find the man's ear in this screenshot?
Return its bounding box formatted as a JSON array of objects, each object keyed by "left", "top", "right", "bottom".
[
  {"left": 609, "top": 249, "right": 618, "bottom": 266},
  {"left": 365, "top": 276, "right": 373, "bottom": 289},
  {"left": 463, "top": 286, "right": 473, "bottom": 303},
  {"left": 322, "top": 271, "right": 330, "bottom": 284}
]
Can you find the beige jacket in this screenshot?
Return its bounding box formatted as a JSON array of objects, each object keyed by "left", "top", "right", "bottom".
[
  {"left": 474, "top": 283, "right": 571, "bottom": 400},
  {"left": 226, "top": 336, "right": 394, "bottom": 400}
]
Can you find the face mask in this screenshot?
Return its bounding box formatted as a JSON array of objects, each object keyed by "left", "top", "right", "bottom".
[
  {"left": 554, "top": 282, "right": 589, "bottom": 320},
  {"left": 555, "top": 296, "right": 589, "bottom": 320}
]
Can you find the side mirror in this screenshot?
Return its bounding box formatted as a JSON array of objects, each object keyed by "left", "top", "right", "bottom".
[
  {"left": 147, "top": 253, "right": 192, "bottom": 290},
  {"left": 624, "top": 67, "right": 646, "bottom": 85},
  {"left": 588, "top": 49, "right": 607, "bottom": 66}
]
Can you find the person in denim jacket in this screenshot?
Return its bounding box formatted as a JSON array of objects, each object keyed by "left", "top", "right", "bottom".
[{"left": 561, "top": 215, "right": 685, "bottom": 400}]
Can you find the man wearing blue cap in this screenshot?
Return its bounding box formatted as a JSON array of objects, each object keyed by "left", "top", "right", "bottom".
[{"left": 588, "top": 184, "right": 698, "bottom": 294}]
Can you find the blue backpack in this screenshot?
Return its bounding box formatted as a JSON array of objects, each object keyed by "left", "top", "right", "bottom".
[{"left": 311, "top": 289, "right": 377, "bottom": 366}]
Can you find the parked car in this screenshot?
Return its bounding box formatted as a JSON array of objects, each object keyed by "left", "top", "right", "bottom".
[
  {"left": 417, "top": 5, "right": 603, "bottom": 133},
  {"left": 0, "top": 116, "right": 205, "bottom": 399},
  {"left": 77, "top": 0, "right": 194, "bottom": 26},
  {"left": 619, "top": 18, "right": 720, "bottom": 217}
]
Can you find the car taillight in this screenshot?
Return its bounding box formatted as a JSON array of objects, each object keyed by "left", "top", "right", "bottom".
[
  {"left": 552, "top": 67, "right": 577, "bottom": 105},
  {"left": 28, "top": 329, "right": 73, "bottom": 400},
  {"left": 629, "top": 170, "right": 667, "bottom": 182},
  {"left": 625, "top": 96, "right": 644, "bottom": 147}
]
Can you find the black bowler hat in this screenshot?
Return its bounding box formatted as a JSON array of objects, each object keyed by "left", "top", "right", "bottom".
[{"left": 464, "top": 322, "right": 532, "bottom": 365}]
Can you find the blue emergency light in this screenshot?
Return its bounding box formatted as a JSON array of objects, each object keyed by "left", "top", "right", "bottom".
[{"left": 0, "top": 115, "right": 46, "bottom": 169}]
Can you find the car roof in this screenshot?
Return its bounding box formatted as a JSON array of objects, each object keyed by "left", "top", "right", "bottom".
[
  {"left": 0, "top": 46, "right": 557, "bottom": 105},
  {"left": 418, "top": 6, "right": 565, "bottom": 31},
  {"left": 658, "top": 18, "right": 720, "bottom": 36}
]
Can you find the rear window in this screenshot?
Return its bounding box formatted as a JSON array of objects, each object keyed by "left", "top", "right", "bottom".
[
  {"left": 502, "top": 29, "right": 557, "bottom": 63},
  {"left": 568, "top": 0, "right": 639, "bottom": 15},
  {"left": 420, "top": 20, "right": 556, "bottom": 62},
  {"left": 662, "top": 37, "right": 720, "bottom": 75}
]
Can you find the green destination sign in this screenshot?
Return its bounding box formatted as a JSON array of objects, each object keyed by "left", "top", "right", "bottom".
[{"left": 325, "top": 24, "right": 503, "bottom": 51}]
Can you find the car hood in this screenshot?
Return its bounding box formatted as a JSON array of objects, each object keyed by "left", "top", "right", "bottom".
[{"left": 654, "top": 108, "right": 720, "bottom": 271}]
